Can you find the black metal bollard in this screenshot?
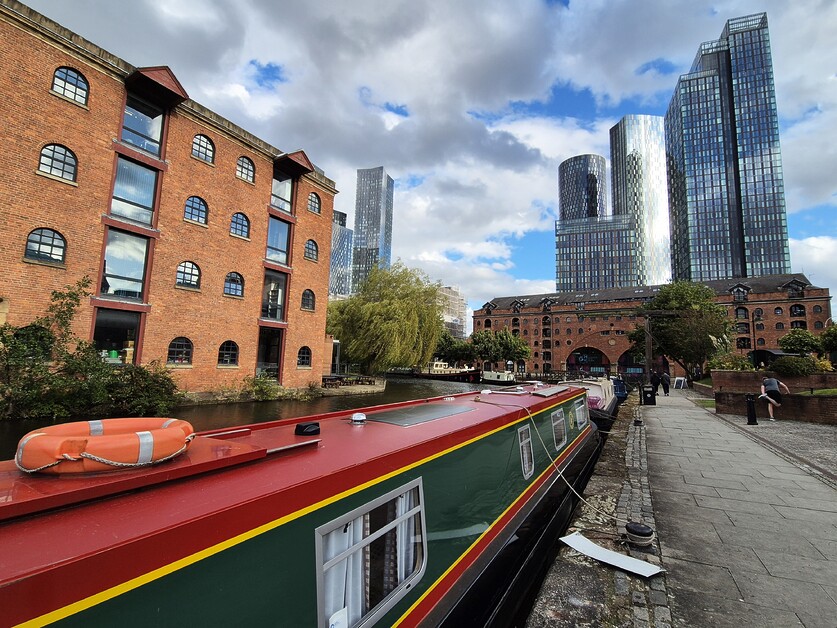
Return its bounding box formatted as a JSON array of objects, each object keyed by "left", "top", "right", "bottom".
[{"left": 745, "top": 393, "right": 758, "bottom": 425}]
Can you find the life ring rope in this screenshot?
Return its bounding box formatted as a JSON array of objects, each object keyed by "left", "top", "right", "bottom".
[{"left": 15, "top": 418, "right": 196, "bottom": 475}]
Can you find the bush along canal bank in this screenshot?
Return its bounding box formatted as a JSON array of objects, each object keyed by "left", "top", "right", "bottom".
[{"left": 527, "top": 392, "right": 673, "bottom": 628}]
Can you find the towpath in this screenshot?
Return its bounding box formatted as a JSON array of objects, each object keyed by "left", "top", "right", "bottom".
[{"left": 528, "top": 388, "right": 837, "bottom": 628}]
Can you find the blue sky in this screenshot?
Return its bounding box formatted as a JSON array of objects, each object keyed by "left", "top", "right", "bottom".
[{"left": 26, "top": 0, "right": 837, "bottom": 320}]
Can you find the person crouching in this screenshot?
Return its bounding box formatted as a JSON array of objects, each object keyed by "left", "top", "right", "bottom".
[{"left": 760, "top": 376, "right": 790, "bottom": 420}]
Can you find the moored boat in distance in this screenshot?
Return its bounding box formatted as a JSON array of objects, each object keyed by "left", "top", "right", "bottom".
[
  {"left": 1, "top": 383, "right": 600, "bottom": 627},
  {"left": 481, "top": 370, "right": 518, "bottom": 386},
  {"left": 575, "top": 378, "right": 621, "bottom": 436},
  {"left": 408, "top": 360, "right": 481, "bottom": 383}
]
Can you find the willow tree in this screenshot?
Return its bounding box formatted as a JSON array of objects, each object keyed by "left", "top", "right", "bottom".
[{"left": 327, "top": 263, "right": 444, "bottom": 374}]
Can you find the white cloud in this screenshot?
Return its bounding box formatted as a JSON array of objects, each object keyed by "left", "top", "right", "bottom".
[
  {"left": 790, "top": 236, "right": 837, "bottom": 294},
  {"left": 24, "top": 0, "right": 837, "bottom": 311}
]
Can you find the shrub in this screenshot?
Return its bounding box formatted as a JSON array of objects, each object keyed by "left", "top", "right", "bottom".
[
  {"left": 812, "top": 356, "right": 834, "bottom": 373},
  {"left": 706, "top": 352, "right": 754, "bottom": 373},
  {"left": 769, "top": 356, "right": 818, "bottom": 377},
  {"left": 243, "top": 374, "right": 281, "bottom": 401}
]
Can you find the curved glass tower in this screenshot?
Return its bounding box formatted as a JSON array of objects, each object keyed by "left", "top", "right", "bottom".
[
  {"left": 610, "top": 115, "right": 671, "bottom": 286},
  {"left": 665, "top": 13, "right": 790, "bottom": 282},
  {"left": 558, "top": 154, "right": 608, "bottom": 220}
]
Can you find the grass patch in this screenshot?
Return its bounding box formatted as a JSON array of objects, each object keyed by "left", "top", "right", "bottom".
[
  {"left": 692, "top": 398, "right": 716, "bottom": 409},
  {"left": 798, "top": 388, "right": 837, "bottom": 396}
]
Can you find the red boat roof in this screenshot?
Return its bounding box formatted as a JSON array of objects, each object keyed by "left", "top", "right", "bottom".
[{"left": 0, "top": 385, "right": 587, "bottom": 596}]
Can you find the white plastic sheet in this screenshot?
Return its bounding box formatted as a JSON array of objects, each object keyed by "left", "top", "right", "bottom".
[{"left": 560, "top": 531, "right": 664, "bottom": 578}]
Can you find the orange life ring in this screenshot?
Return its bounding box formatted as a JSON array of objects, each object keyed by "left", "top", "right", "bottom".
[{"left": 15, "top": 418, "right": 195, "bottom": 474}]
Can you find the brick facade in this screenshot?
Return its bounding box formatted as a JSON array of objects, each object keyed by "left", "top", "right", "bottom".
[
  {"left": 0, "top": 1, "right": 337, "bottom": 392},
  {"left": 473, "top": 275, "right": 832, "bottom": 380}
]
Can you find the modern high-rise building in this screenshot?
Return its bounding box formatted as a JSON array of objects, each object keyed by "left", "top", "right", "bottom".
[
  {"left": 438, "top": 285, "right": 468, "bottom": 339},
  {"left": 665, "top": 13, "right": 791, "bottom": 282},
  {"left": 329, "top": 210, "right": 353, "bottom": 297},
  {"left": 351, "top": 166, "right": 394, "bottom": 291},
  {"left": 610, "top": 115, "right": 671, "bottom": 286},
  {"left": 558, "top": 154, "right": 608, "bottom": 221},
  {"left": 556, "top": 154, "right": 637, "bottom": 292}
]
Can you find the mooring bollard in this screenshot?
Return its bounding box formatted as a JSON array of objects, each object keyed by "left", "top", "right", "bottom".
[{"left": 745, "top": 393, "right": 758, "bottom": 425}]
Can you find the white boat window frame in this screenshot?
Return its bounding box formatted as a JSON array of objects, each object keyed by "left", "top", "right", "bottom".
[
  {"left": 315, "top": 477, "right": 427, "bottom": 628},
  {"left": 551, "top": 408, "right": 567, "bottom": 452},
  {"left": 574, "top": 399, "right": 589, "bottom": 429},
  {"left": 518, "top": 424, "right": 535, "bottom": 480}
]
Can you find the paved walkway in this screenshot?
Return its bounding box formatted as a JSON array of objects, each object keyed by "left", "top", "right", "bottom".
[{"left": 641, "top": 390, "right": 837, "bottom": 627}]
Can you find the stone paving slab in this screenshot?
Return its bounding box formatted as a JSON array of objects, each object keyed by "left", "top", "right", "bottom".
[{"left": 642, "top": 389, "right": 837, "bottom": 627}]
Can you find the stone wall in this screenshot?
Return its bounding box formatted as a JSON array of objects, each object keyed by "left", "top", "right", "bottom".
[{"left": 715, "top": 391, "right": 837, "bottom": 425}]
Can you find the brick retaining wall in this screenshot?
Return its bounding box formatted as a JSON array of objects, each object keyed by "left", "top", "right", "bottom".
[
  {"left": 711, "top": 370, "right": 837, "bottom": 394},
  {"left": 715, "top": 391, "right": 837, "bottom": 425}
]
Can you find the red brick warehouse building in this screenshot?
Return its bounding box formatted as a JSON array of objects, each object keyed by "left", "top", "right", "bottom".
[
  {"left": 0, "top": 1, "right": 337, "bottom": 392},
  {"left": 473, "top": 274, "right": 832, "bottom": 380}
]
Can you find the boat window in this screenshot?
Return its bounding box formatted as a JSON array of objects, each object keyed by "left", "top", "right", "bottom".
[
  {"left": 573, "top": 399, "right": 589, "bottom": 430},
  {"left": 518, "top": 424, "right": 534, "bottom": 480},
  {"left": 551, "top": 408, "right": 567, "bottom": 452},
  {"left": 316, "top": 478, "right": 427, "bottom": 628}
]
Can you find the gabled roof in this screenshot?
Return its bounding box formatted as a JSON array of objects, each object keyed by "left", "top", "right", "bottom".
[
  {"left": 274, "top": 150, "right": 314, "bottom": 177},
  {"left": 125, "top": 66, "right": 188, "bottom": 107}
]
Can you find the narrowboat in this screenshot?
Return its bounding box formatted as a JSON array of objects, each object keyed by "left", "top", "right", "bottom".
[
  {"left": 480, "top": 370, "right": 518, "bottom": 386},
  {"left": 575, "top": 378, "right": 621, "bottom": 436},
  {"left": 1, "top": 383, "right": 600, "bottom": 627},
  {"left": 408, "top": 361, "right": 481, "bottom": 383}
]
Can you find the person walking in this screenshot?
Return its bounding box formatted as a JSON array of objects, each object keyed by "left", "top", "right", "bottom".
[
  {"left": 650, "top": 371, "right": 661, "bottom": 395},
  {"left": 759, "top": 376, "right": 790, "bottom": 420},
  {"left": 661, "top": 372, "right": 671, "bottom": 396}
]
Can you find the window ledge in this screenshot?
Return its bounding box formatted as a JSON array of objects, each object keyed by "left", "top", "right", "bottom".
[
  {"left": 184, "top": 218, "right": 209, "bottom": 228},
  {"left": 191, "top": 154, "right": 215, "bottom": 167},
  {"left": 217, "top": 364, "right": 240, "bottom": 369},
  {"left": 23, "top": 257, "right": 66, "bottom": 269},
  {"left": 166, "top": 363, "right": 193, "bottom": 369},
  {"left": 222, "top": 293, "right": 245, "bottom": 300},
  {"left": 297, "top": 365, "right": 312, "bottom": 370},
  {"left": 35, "top": 170, "right": 78, "bottom": 187},
  {"left": 236, "top": 175, "right": 256, "bottom": 186},
  {"left": 175, "top": 284, "right": 201, "bottom": 293},
  {"left": 49, "top": 90, "right": 89, "bottom": 110},
  {"left": 230, "top": 233, "right": 251, "bottom": 242}
]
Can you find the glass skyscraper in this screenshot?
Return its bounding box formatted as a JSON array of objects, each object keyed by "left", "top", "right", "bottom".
[
  {"left": 351, "top": 166, "right": 394, "bottom": 291},
  {"left": 665, "top": 13, "right": 790, "bottom": 282},
  {"left": 558, "top": 154, "right": 608, "bottom": 220},
  {"left": 556, "top": 154, "right": 639, "bottom": 292},
  {"left": 610, "top": 115, "right": 671, "bottom": 286},
  {"left": 329, "top": 210, "right": 353, "bottom": 297}
]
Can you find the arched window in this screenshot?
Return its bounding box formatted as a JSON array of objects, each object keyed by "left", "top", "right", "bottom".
[
  {"left": 230, "top": 212, "right": 250, "bottom": 238},
  {"left": 218, "top": 340, "right": 239, "bottom": 365},
  {"left": 176, "top": 261, "right": 201, "bottom": 289},
  {"left": 790, "top": 304, "right": 805, "bottom": 317},
  {"left": 304, "top": 239, "right": 318, "bottom": 261},
  {"left": 757, "top": 338, "right": 765, "bottom": 346},
  {"left": 51, "top": 67, "right": 88, "bottom": 105},
  {"left": 813, "top": 305, "right": 823, "bottom": 314},
  {"left": 307, "top": 192, "right": 321, "bottom": 214},
  {"left": 191, "top": 134, "right": 214, "bottom": 163},
  {"left": 297, "top": 346, "right": 312, "bottom": 367},
  {"left": 815, "top": 321, "right": 824, "bottom": 329},
  {"left": 754, "top": 308, "right": 764, "bottom": 317},
  {"left": 790, "top": 320, "right": 807, "bottom": 330},
  {"left": 774, "top": 307, "right": 783, "bottom": 316},
  {"left": 775, "top": 322, "right": 785, "bottom": 330},
  {"left": 736, "top": 338, "right": 751, "bottom": 349},
  {"left": 735, "top": 307, "right": 748, "bottom": 319},
  {"left": 542, "top": 316, "right": 551, "bottom": 325},
  {"left": 236, "top": 156, "right": 255, "bottom": 182},
  {"left": 39, "top": 144, "right": 77, "bottom": 181},
  {"left": 25, "top": 228, "right": 66, "bottom": 263},
  {"left": 301, "top": 289, "right": 315, "bottom": 310},
  {"left": 184, "top": 196, "right": 208, "bottom": 224},
  {"left": 485, "top": 319, "right": 492, "bottom": 329},
  {"left": 167, "top": 337, "right": 193, "bottom": 364},
  {"left": 223, "top": 272, "right": 244, "bottom": 297}
]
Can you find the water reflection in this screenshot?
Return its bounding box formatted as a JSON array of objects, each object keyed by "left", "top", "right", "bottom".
[{"left": 0, "top": 378, "right": 484, "bottom": 460}]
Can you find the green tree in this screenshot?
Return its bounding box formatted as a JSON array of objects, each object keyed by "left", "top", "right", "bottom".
[
  {"left": 434, "top": 330, "right": 475, "bottom": 367},
  {"left": 778, "top": 329, "right": 822, "bottom": 356},
  {"left": 470, "top": 330, "right": 502, "bottom": 365},
  {"left": 628, "top": 281, "right": 731, "bottom": 381},
  {"left": 821, "top": 325, "right": 837, "bottom": 357},
  {"left": 495, "top": 329, "right": 532, "bottom": 365},
  {"left": 326, "top": 263, "right": 444, "bottom": 374}
]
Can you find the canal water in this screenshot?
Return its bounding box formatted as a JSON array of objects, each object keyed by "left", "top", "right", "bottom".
[{"left": 0, "top": 378, "right": 484, "bottom": 460}]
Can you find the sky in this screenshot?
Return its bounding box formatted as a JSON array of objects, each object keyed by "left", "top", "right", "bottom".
[{"left": 24, "top": 0, "right": 837, "bottom": 323}]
